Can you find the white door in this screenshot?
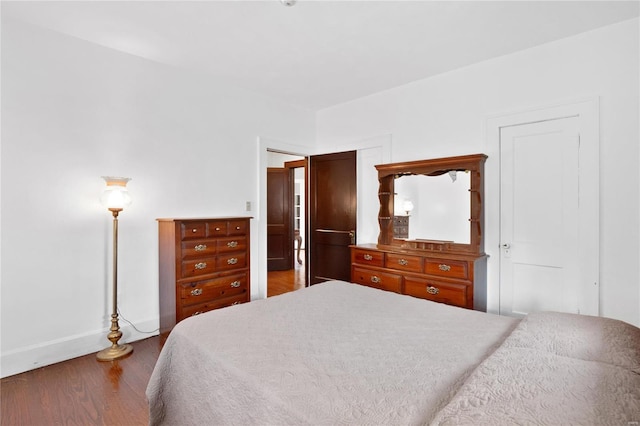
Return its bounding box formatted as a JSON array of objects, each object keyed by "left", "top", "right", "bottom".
[{"left": 500, "top": 116, "right": 590, "bottom": 317}]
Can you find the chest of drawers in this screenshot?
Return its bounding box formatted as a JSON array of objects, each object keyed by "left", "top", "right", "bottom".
[
  {"left": 158, "top": 217, "right": 251, "bottom": 334},
  {"left": 350, "top": 244, "right": 487, "bottom": 310},
  {"left": 393, "top": 216, "right": 409, "bottom": 239}
]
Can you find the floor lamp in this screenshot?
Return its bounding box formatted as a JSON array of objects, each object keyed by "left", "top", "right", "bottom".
[{"left": 97, "top": 176, "right": 134, "bottom": 362}]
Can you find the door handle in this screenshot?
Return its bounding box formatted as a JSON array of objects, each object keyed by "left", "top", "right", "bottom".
[
  {"left": 501, "top": 243, "right": 511, "bottom": 249},
  {"left": 316, "top": 229, "right": 355, "bottom": 244}
]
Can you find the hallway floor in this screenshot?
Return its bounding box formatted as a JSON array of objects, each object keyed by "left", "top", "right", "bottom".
[{"left": 267, "top": 251, "right": 306, "bottom": 297}]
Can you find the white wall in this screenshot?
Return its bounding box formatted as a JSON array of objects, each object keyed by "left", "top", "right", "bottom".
[
  {"left": 317, "top": 19, "right": 640, "bottom": 327},
  {"left": 2, "top": 15, "right": 638, "bottom": 379},
  {"left": 0, "top": 19, "right": 315, "bottom": 377}
]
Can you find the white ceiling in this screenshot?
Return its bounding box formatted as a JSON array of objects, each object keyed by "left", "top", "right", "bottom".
[{"left": 3, "top": 1, "right": 639, "bottom": 110}]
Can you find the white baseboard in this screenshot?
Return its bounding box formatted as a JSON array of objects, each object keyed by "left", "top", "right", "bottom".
[{"left": 1, "top": 318, "right": 159, "bottom": 378}]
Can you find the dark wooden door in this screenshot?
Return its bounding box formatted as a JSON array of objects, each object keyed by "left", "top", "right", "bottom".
[
  {"left": 267, "top": 167, "right": 293, "bottom": 271},
  {"left": 309, "top": 151, "right": 357, "bottom": 284}
]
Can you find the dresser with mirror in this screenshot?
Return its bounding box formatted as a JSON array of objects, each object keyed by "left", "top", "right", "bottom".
[{"left": 350, "top": 154, "right": 488, "bottom": 310}]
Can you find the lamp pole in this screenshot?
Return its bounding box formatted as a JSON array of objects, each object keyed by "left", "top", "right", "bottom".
[{"left": 97, "top": 178, "right": 134, "bottom": 362}]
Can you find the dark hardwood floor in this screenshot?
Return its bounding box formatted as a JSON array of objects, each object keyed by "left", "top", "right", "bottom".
[
  {"left": 1, "top": 261, "right": 304, "bottom": 425},
  {"left": 1, "top": 336, "right": 164, "bottom": 426}
]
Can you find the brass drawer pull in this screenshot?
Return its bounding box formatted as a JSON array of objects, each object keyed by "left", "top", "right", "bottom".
[
  {"left": 192, "top": 311, "right": 202, "bottom": 316},
  {"left": 190, "top": 288, "right": 203, "bottom": 296},
  {"left": 215, "top": 227, "right": 221, "bottom": 231},
  {"left": 230, "top": 280, "right": 241, "bottom": 288},
  {"left": 227, "top": 241, "right": 238, "bottom": 248},
  {"left": 438, "top": 264, "right": 451, "bottom": 272},
  {"left": 191, "top": 228, "right": 198, "bottom": 233},
  {"left": 370, "top": 275, "right": 381, "bottom": 284},
  {"left": 227, "top": 258, "right": 238, "bottom": 265},
  {"left": 363, "top": 254, "right": 373, "bottom": 261},
  {"left": 398, "top": 259, "right": 409, "bottom": 266},
  {"left": 232, "top": 301, "right": 240, "bottom": 305},
  {"left": 426, "top": 286, "right": 439, "bottom": 295},
  {"left": 195, "top": 262, "right": 207, "bottom": 270},
  {"left": 236, "top": 226, "right": 241, "bottom": 230},
  {"left": 194, "top": 244, "right": 207, "bottom": 252}
]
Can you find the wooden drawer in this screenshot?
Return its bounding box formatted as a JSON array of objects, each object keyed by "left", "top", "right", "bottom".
[
  {"left": 228, "top": 220, "right": 248, "bottom": 235},
  {"left": 181, "top": 257, "right": 217, "bottom": 278},
  {"left": 181, "top": 239, "right": 216, "bottom": 258},
  {"left": 180, "top": 293, "right": 248, "bottom": 319},
  {"left": 205, "top": 219, "right": 249, "bottom": 237},
  {"left": 180, "top": 253, "right": 247, "bottom": 277},
  {"left": 352, "top": 249, "right": 384, "bottom": 267},
  {"left": 385, "top": 253, "right": 423, "bottom": 273},
  {"left": 217, "top": 236, "right": 247, "bottom": 253},
  {"left": 352, "top": 266, "right": 402, "bottom": 293},
  {"left": 404, "top": 276, "right": 469, "bottom": 308},
  {"left": 179, "top": 274, "right": 248, "bottom": 307},
  {"left": 216, "top": 252, "right": 247, "bottom": 271},
  {"left": 424, "top": 259, "right": 468, "bottom": 279},
  {"left": 181, "top": 221, "right": 207, "bottom": 240},
  {"left": 207, "top": 221, "right": 228, "bottom": 237}
]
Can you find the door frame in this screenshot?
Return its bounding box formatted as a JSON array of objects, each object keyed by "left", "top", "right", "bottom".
[
  {"left": 256, "top": 135, "right": 392, "bottom": 300},
  {"left": 485, "top": 97, "right": 600, "bottom": 315},
  {"left": 257, "top": 138, "right": 313, "bottom": 300}
]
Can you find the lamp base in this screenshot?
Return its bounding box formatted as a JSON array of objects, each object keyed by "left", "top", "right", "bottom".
[{"left": 96, "top": 343, "right": 134, "bottom": 362}]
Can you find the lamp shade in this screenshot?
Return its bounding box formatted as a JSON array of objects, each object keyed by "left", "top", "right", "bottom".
[
  {"left": 403, "top": 200, "right": 414, "bottom": 214},
  {"left": 100, "top": 176, "right": 132, "bottom": 210}
]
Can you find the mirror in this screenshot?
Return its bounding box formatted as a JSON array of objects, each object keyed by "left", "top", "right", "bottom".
[
  {"left": 375, "top": 154, "right": 487, "bottom": 255},
  {"left": 394, "top": 172, "right": 471, "bottom": 243}
]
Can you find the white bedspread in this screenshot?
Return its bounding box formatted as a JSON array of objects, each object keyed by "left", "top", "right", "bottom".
[
  {"left": 146, "top": 280, "right": 518, "bottom": 425},
  {"left": 431, "top": 311, "right": 640, "bottom": 425}
]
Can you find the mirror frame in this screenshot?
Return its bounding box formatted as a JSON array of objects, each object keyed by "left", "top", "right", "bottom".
[{"left": 375, "top": 154, "right": 487, "bottom": 255}]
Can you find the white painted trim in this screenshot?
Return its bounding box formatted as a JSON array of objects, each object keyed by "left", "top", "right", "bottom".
[
  {"left": 325, "top": 133, "right": 393, "bottom": 163},
  {"left": 349, "top": 135, "right": 393, "bottom": 244},
  {"left": 0, "top": 318, "right": 158, "bottom": 378},
  {"left": 485, "top": 97, "right": 600, "bottom": 316},
  {"left": 256, "top": 137, "right": 314, "bottom": 301}
]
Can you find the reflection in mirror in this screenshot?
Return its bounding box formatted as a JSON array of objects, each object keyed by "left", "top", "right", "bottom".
[{"left": 394, "top": 171, "right": 471, "bottom": 243}]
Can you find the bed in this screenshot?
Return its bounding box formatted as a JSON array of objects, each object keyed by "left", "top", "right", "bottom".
[{"left": 146, "top": 280, "right": 640, "bottom": 425}]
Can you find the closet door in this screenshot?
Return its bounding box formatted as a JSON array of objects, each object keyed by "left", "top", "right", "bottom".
[{"left": 500, "top": 117, "right": 589, "bottom": 316}]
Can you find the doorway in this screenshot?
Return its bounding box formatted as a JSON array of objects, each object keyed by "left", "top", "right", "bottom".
[
  {"left": 266, "top": 151, "right": 307, "bottom": 297},
  {"left": 258, "top": 135, "right": 391, "bottom": 300}
]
